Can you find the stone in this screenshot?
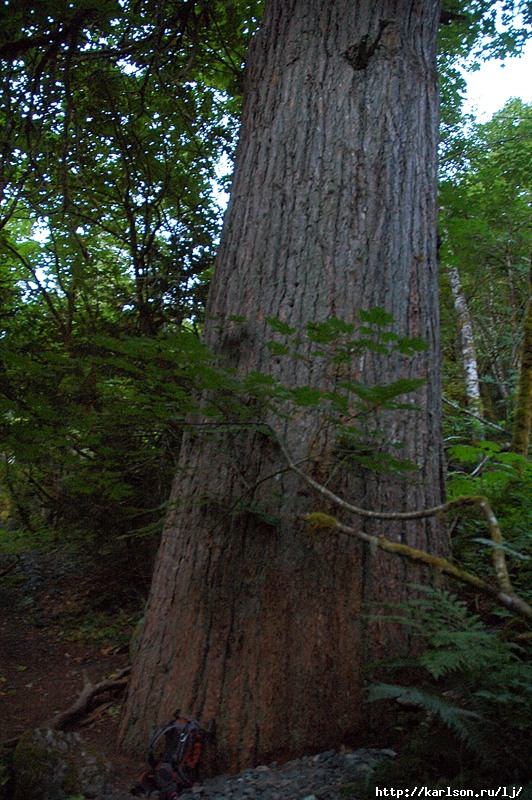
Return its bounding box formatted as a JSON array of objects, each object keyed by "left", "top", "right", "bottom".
[
  {"left": 343, "top": 752, "right": 362, "bottom": 763},
  {"left": 12, "top": 727, "right": 111, "bottom": 800}
]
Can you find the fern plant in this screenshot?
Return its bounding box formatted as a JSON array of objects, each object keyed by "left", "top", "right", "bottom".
[{"left": 366, "top": 585, "right": 532, "bottom": 787}]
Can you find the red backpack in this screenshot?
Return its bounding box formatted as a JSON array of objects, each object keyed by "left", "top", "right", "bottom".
[{"left": 131, "top": 711, "right": 215, "bottom": 799}]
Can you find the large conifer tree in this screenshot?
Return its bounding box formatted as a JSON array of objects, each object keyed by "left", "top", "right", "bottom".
[{"left": 120, "top": 0, "right": 446, "bottom": 770}]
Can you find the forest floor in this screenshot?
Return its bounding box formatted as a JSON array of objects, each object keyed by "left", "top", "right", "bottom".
[
  {"left": 0, "top": 546, "right": 399, "bottom": 800},
  {"left": 0, "top": 545, "right": 142, "bottom": 792}
]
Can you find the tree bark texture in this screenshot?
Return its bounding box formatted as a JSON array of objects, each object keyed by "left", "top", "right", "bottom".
[{"left": 120, "top": 0, "right": 445, "bottom": 771}]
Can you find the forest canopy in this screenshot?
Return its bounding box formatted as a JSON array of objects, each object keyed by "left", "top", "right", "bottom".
[{"left": 0, "top": 0, "right": 530, "bottom": 567}]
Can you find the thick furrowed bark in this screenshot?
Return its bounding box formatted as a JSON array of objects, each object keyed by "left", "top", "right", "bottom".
[{"left": 120, "top": 0, "right": 445, "bottom": 772}]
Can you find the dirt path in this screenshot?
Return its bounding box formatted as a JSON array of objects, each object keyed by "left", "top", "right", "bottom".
[{"left": 0, "top": 549, "right": 141, "bottom": 789}]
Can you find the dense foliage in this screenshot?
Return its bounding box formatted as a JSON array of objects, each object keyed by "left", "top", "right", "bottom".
[
  {"left": 0, "top": 0, "right": 530, "bottom": 552},
  {"left": 440, "top": 99, "right": 532, "bottom": 424},
  {"left": 0, "top": 0, "right": 261, "bottom": 566}
]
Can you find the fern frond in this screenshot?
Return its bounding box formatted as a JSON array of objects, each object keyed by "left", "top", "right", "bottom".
[
  {"left": 419, "top": 630, "right": 513, "bottom": 679},
  {"left": 368, "top": 682, "right": 488, "bottom": 758}
]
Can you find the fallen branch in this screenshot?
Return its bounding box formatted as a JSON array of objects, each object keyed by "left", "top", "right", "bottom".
[
  {"left": 45, "top": 666, "right": 131, "bottom": 730},
  {"left": 0, "top": 667, "right": 131, "bottom": 750}
]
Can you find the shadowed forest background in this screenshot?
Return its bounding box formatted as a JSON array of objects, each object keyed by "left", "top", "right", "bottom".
[{"left": 0, "top": 0, "right": 531, "bottom": 793}]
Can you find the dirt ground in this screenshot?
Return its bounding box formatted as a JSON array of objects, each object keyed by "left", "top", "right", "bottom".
[{"left": 0, "top": 548, "right": 144, "bottom": 790}]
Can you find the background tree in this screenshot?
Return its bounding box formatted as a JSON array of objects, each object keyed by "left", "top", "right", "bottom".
[
  {"left": 0, "top": 0, "right": 260, "bottom": 573},
  {"left": 440, "top": 99, "right": 532, "bottom": 432}
]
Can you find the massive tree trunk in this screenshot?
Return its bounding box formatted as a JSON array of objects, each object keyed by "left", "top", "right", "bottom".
[{"left": 120, "top": 0, "right": 446, "bottom": 772}]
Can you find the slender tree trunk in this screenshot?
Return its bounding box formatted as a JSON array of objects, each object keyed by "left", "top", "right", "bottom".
[
  {"left": 120, "top": 0, "right": 446, "bottom": 771},
  {"left": 446, "top": 262, "right": 484, "bottom": 427},
  {"left": 511, "top": 254, "right": 532, "bottom": 455}
]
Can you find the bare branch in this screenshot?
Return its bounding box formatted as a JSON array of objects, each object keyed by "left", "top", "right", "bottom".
[
  {"left": 442, "top": 396, "right": 508, "bottom": 435},
  {"left": 45, "top": 667, "right": 130, "bottom": 731}
]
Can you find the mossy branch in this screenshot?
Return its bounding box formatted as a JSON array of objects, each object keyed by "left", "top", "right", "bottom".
[
  {"left": 271, "top": 431, "right": 530, "bottom": 621},
  {"left": 302, "top": 512, "right": 531, "bottom": 621}
]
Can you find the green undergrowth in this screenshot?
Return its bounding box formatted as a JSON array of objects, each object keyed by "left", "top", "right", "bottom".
[
  {"left": 56, "top": 607, "right": 139, "bottom": 649},
  {"left": 447, "top": 441, "right": 532, "bottom": 599},
  {"left": 355, "top": 585, "right": 532, "bottom": 795}
]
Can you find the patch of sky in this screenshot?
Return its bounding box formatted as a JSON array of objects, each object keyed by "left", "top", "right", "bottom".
[{"left": 461, "top": 8, "right": 532, "bottom": 121}]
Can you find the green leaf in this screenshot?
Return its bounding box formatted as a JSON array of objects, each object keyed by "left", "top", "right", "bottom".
[
  {"left": 290, "top": 386, "right": 323, "bottom": 407},
  {"left": 358, "top": 307, "right": 395, "bottom": 327},
  {"left": 395, "top": 336, "right": 428, "bottom": 354},
  {"left": 472, "top": 538, "right": 531, "bottom": 562},
  {"left": 265, "top": 317, "right": 296, "bottom": 336},
  {"left": 305, "top": 317, "right": 355, "bottom": 343},
  {"left": 266, "top": 341, "right": 291, "bottom": 356},
  {"left": 448, "top": 444, "right": 484, "bottom": 464}
]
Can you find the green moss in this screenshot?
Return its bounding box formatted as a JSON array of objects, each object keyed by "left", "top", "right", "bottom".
[
  {"left": 11, "top": 729, "right": 109, "bottom": 800},
  {"left": 304, "top": 512, "right": 338, "bottom": 531},
  {"left": 12, "top": 731, "right": 53, "bottom": 800}
]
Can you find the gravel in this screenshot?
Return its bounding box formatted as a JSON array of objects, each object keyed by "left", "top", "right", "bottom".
[{"left": 108, "top": 747, "right": 395, "bottom": 800}]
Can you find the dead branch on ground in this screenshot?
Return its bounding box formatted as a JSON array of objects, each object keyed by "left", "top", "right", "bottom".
[
  {"left": 1, "top": 666, "right": 130, "bottom": 749},
  {"left": 45, "top": 666, "right": 131, "bottom": 730}
]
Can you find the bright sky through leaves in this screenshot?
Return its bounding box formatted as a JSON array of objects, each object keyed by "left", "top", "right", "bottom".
[{"left": 463, "top": 37, "right": 532, "bottom": 120}]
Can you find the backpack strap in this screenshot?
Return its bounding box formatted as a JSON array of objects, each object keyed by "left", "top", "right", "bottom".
[{"left": 147, "top": 709, "right": 184, "bottom": 768}]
